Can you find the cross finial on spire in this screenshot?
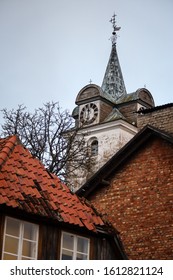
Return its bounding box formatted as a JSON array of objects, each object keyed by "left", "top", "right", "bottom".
[
  {"left": 110, "top": 13, "right": 121, "bottom": 45},
  {"left": 101, "top": 14, "right": 126, "bottom": 101}
]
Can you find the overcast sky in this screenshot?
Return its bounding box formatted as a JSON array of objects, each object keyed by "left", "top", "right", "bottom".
[{"left": 0, "top": 0, "right": 173, "bottom": 123}]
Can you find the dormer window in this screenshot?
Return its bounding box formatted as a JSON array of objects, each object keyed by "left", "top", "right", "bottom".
[{"left": 2, "top": 217, "right": 38, "bottom": 260}]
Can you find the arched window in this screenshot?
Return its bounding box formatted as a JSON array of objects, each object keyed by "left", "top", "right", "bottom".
[{"left": 91, "top": 140, "right": 98, "bottom": 156}]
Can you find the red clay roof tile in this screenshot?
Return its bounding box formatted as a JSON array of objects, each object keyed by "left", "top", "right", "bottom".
[{"left": 0, "top": 135, "right": 110, "bottom": 233}]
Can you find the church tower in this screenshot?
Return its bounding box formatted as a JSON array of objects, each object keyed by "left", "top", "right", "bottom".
[{"left": 70, "top": 15, "right": 155, "bottom": 191}]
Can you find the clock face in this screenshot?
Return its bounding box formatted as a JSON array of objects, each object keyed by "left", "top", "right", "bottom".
[{"left": 80, "top": 103, "right": 98, "bottom": 124}]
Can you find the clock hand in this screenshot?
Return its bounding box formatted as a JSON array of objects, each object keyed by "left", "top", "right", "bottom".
[{"left": 86, "top": 106, "right": 90, "bottom": 120}]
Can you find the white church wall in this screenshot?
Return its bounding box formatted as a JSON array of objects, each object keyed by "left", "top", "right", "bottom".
[{"left": 72, "top": 120, "right": 137, "bottom": 191}]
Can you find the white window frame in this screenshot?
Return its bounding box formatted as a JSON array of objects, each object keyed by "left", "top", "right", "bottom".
[
  {"left": 2, "top": 216, "right": 39, "bottom": 260},
  {"left": 60, "top": 231, "right": 90, "bottom": 260}
]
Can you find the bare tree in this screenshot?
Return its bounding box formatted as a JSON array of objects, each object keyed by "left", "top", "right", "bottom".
[{"left": 0, "top": 102, "right": 92, "bottom": 189}]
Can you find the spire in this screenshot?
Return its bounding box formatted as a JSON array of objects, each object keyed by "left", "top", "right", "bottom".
[{"left": 101, "top": 14, "right": 127, "bottom": 102}]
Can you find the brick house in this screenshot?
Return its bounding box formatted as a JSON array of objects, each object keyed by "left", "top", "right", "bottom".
[
  {"left": 77, "top": 123, "right": 173, "bottom": 259},
  {"left": 137, "top": 103, "right": 173, "bottom": 136},
  {"left": 0, "top": 135, "right": 126, "bottom": 260}
]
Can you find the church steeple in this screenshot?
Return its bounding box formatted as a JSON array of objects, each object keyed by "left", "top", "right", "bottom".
[
  {"left": 101, "top": 14, "right": 127, "bottom": 102},
  {"left": 69, "top": 14, "right": 155, "bottom": 191}
]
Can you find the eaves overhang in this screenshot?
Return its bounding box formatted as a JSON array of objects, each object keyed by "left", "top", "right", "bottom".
[{"left": 137, "top": 102, "right": 173, "bottom": 114}]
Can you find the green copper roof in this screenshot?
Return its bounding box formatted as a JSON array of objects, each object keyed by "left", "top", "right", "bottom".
[
  {"left": 101, "top": 43, "right": 127, "bottom": 103},
  {"left": 103, "top": 107, "right": 126, "bottom": 122}
]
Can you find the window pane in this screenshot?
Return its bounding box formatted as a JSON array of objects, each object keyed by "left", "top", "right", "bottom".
[
  {"left": 62, "top": 233, "right": 74, "bottom": 250},
  {"left": 23, "top": 222, "right": 37, "bottom": 241},
  {"left": 91, "top": 140, "right": 98, "bottom": 156},
  {"left": 22, "top": 240, "right": 36, "bottom": 258},
  {"left": 61, "top": 232, "right": 89, "bottom": 260},
  {"left": 61, "top": 249, "right": 73, "bottom": 260},
  {"left": 2, "top": 217, "right": 38, "bottom": 260},
  {"left": 3, "top": 253, "right": 18, "bottom": 260},
  {"left": 4, "top": 236, "right": 19, "bottom": 254},
  {"left": 77, "top": 237, "right": 88, "bottom": 254},
  {"left": 77, "top": 253, "right": 88, "bottom": 260},
  {"left": 6, "top": 217, "right": 20, "bottom": 237}
]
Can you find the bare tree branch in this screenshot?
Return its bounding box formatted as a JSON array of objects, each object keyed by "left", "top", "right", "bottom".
[{"left": 0, "top": 102, "right": 92, "bottom": 189}]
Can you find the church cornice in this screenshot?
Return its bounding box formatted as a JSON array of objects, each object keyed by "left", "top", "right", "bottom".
[{"left": 76, "top": 118, "right": 137, "bottom": 135}]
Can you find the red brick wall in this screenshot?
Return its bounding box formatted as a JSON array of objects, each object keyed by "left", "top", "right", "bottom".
[
  {"left": 137, "top": 105, "right": 173, "bottom": 136},
  {"left": 88, "top": 137, "right": 173, "bottom": 259}
]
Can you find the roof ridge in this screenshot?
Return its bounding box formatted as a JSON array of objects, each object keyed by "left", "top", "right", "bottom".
[{"left": 0, "top": 135, "right": 18, "bottom": 168}]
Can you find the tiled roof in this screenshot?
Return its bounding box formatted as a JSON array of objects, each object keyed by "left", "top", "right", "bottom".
[{"left": 0, "top": 135, "right": 107, "bottom": 233}]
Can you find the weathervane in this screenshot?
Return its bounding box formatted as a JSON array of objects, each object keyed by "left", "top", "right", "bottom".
[{"left": 110, "top": 13, "right": 121, "bottom": 44}]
